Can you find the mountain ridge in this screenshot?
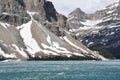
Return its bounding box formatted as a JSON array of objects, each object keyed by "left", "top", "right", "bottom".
[
  {"left": 0, "top": 0, "right": 106, "bottom": 61},
  {"left": 67, "top": 0, "right": 120, "bottom": 59}
]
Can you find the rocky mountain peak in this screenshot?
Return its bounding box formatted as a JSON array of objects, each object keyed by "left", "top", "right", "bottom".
[
  {"left": 67, "top": 8, "right": 87, "bottom": 30},
  {"left": 68, "top": 8, "right": 86, "bottom": 21},
  {"left": 70, "top": 8, "right": 85, "bottom": 15},
  {"left": 68, "top": 0, "right": 120, "bottom": 21}
]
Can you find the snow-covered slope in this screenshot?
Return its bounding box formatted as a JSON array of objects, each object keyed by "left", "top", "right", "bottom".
[
  {"left": 0, "top": 18, "right": 105, "bottom": 60},
  {"left": 0, "top": 21, "right": 29, "bottom": 60}
]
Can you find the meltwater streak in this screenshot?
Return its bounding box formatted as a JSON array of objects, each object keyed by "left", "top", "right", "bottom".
[{"left": 0, "top": 60, "right": 120, "bottom": 80}]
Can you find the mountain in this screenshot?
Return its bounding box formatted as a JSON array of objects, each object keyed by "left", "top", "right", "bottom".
[
  {"left": 0, "top": 0, "right": 106, "bottom": 61},
  {"left": 67, "top": 1, "right": 120, "bottom": 59}
]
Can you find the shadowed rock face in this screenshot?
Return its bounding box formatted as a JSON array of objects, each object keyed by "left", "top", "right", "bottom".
[
  {"left": 67, "top": 1, "right": 120, "bottom": 59},
  {"left": 44, "top": 1, "right": 58, "bottom": 22},
  {"left": 17, "top": 0, "right": 25, "bottom": 7}
]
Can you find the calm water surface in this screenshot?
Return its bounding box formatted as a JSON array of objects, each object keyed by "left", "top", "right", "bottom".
[{"left": 0, "top": 60, "right": 120, "bottom": 80}]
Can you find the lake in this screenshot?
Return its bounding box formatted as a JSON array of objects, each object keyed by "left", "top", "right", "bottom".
[{"left": 0, "top": 60, "right": 120, "bottom": 80}]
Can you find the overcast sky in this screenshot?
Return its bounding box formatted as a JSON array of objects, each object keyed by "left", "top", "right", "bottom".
[{"left": 48, "top": 0, "right": 118, "bottom": 16}]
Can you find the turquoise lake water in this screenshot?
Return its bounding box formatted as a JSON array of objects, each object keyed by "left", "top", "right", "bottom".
[{"left": 0, "top": 60, "right": 120, "bottom": 80}]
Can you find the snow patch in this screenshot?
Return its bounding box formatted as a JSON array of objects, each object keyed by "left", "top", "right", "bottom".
[
  {"left": 47, "top": 35, "right": 52, "bottom": 45},
  {"left": 0, "top": 48, "right": 16, "bottom": 58},
  {"left": 106, "top": 32, "right": 115, "bottom": 36},
  {"left": 19, "top": 20, "right": 41, "bottom": 57},
  {"left": 63, "top": 54, "right": 72, "bottom": 57},
  {"left": 88, "top": 42, "right": 94, "bottom": 46},
  {"left": 81, "top": 20, "right": 102, "bottom": 26},
  {"left": 30, "top": 12, "right": 39, "bottom": 15},
  {"left": 73, "top": 52, "right": 84, "bottom": 57},
  {"left": 41, "top": 43, "right": 71, "bottom": 54},
  {"left": 12, "top": 44, "right": 28, "bottom": 58},
  {"left": 63, "top": 36, "right": 88, "bottom": 53},
  {"left": 2, "top": 12, "right": 9, "bottom": 15},
  {"left": 42, "top": 49, "right": 58, "bottom": 55},
  {"left": 0, "top": 22, "right": 10, "bottom": 29},
  {"left": 107, "top": 9, "right": 115, "bottom": 14},
  {"left": 53, "top": 41, "right": 59, "bottom": 48},
  {"left": 67, "top": 16, "right": 75, "bottom": 21}
]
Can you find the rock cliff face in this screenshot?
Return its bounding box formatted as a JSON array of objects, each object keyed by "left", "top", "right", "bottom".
[
  {"left": 24, "top": 0, "right": 67, "bottom": 36},
  {"left": 0, "top": 0, "right": 31, "bottom": 26},
  {"left": 67, "top": 1, "right": 120, "bottom": 59},
  {"left": 67, "top": 8, "right": 86, "bottom": 30},
  {"left": 24, "top": 0, "right": 57, "bottom": 22},
  {"left": 0, "top": 0, "right": 105, "bottom": 60}
]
